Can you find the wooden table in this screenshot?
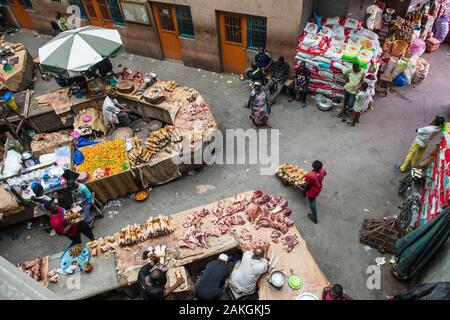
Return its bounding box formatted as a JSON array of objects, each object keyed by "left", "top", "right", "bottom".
[
  {"left": 0, "top": 43, "right": 34, "bottom": 92},
  {"left": 114, "top": 191, "right": 329, "bottom": 300}
]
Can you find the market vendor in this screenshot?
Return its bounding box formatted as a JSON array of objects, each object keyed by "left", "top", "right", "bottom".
[
  {"left": 71, "top": 182, "right": 95, "bottom": 227},
  {"left": 137, "top": 266, "right": 185, "bottom": 300},
  {"left": 288, "top": 62, "right": 311, "bottom": 108},
  {"left": 195, "top": 254, "right": 231, "bottom": 300},
  {"left": 228, "top": 246, "right": 269, "bottom": 296},
  {"left": 45, "top": 202, "right": 95, "bottom": 245},
  {"left": 102, "top": 89, "right": 132, "bottom": 128},
  {"left": 397, "top": 116, "right": 445, "bottom": 173},
  {"left": 337, "top": 63, "right": 365, "bottom": 118},
  {"left": 322, "top": 284, "right": 353, "bottom": 300},
  {"left": 265, "top": 56, "right": 289, "bottom": 105},
  {"left": 30, "top": 182, "right": 53, "bottom": 216},
  {"left": 55, "top": 13, "right": 69, "bottom": 33},
  {"left": 347, "top": 82, "right": 369, "bottom": 127}
]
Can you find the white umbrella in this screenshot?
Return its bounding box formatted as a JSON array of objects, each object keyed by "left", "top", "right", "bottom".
[{"left": 39, "top": 26, "right": 124, "bottom": 76}]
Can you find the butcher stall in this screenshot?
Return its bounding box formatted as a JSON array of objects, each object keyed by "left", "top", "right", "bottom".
[
  {"left": 0, "top": 40, "right": 34, "bottom": 93},
  {"left": 17, "top": 191, "right": 329, "bottom": 300}
]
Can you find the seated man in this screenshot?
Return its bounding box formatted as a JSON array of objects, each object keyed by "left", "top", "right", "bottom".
[
  {"left": 55, "top": 13, "right": 68, "bottom": 33},
  {"left": 195, "top": 254, "right": 230, "bottom": 300},
  {"left": 265, "top": 56, "right": 289, "bottom": 104},
  {"left": 288, "top": 61, "right": 311, "bottom": 108},
  {"left": 71, "top": 181, "right": 94, "bottom": 227},
  {"left": 89, "top": 59, "right": 113, "bottom": 78},
  {"left": 102, "top": 89, "right": 132, "bottom": 129},
  {"left": 242, "top": 47, "right": 272, "bottom": 83},
  {"left": 138, "top": 266, "right": 184, "bottom": 300},
  {"left": 228, "top": 246, "right": 269, "bottom": 295},
  {"left": 244, "top": 62, "right": 265, "bottom": 85},
  {"left": 322, "top": 284, "right": 353, "bottom": 300}
]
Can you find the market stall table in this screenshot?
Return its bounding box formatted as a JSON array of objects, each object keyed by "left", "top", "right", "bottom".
[
  {"left": 113, "top": 191, "right": 329, "bottom": 299},
  {"left": 0, "top": 42, "right": 34, "bottom": 92}
]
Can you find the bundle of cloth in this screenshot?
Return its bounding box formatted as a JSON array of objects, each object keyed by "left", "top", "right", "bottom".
[
  {"left": 295, "top": 16, "right": 382, "bottom": 100},
  {"left": 419, "top": 127, "right": 450, "bottom": 225}
]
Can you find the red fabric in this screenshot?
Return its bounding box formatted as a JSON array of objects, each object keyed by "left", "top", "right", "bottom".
[
  {"left": 305, "top": 168, "right": 327, "bottom": 198},
  {"left": 49, "top": 208, "right": 77, "bottom": 238}
]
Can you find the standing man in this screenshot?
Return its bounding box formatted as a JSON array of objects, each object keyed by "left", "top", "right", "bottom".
[
  {"left": 195, "top": 254, "right": 230, "bottom": 300},
  {"left": 102, "top": 89, "right": 132, "bottom": 128},
  {"left": 45, "top": 202, "right": 95, "bottom": 245},
  {"left": 303, "top": 160, "right": 327, "bottom": 224},
  {"left": 338, "top": 63, "right": 365, "bottom": 118},
  {"left": 228, "top": 246, "right": 269, "bottom": 295},
  {"left": 322, "top": 284, "right": 353, "bottom": 300},
  {"left": 265, "top": 56, "right": 289, "bottom": 105},
  {"left": 71, "top": 182, "right": 94, "bottom": 227},
  {"left": 397, "top": 116, "right": 445, "bottom": 173},
  {"left": 288, "top": 62, "right": 311, "bottom": 108},
  {"left": 347, "top": 82, "right": 370, "bottom": 127}
]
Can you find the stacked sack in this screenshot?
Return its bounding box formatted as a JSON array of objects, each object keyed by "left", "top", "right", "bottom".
[{"left": 295, "top": 16, "right": 382, "bottom": 101}]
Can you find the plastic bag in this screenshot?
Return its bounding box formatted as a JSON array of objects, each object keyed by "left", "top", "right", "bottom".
[
  {"left": 318, "top": 25, "right": 334, "bottom": 38},
  {"left": 393, "top": 73, "right": 408, "bottom": 86},
  {"left": 324, "top": 46, "right": 343, "bottom": 61},
  {"left": 323, "top": 16, "right": 340, "bottom": 26},
  {"left": 72, "top": 148, "right": 85, "bottom": 165},
  {"left": 408, "top": 38, "right": 426, "bottom": 56},
  {"left": 1, "top": 150, "right": 22, "bottom": 178},
  {"left": 433, "top": 15, "right": 449, "bottom": 42},
  {"left": 344, "top": 18, "right": 361, "bottom": 30},
  {"left": 304, "top": 22, "right": 319, "bottom": 35}
]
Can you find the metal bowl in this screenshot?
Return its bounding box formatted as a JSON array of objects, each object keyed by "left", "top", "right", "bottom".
[{"left": 268, "top": 270, "right": 285, "bottom": 289}]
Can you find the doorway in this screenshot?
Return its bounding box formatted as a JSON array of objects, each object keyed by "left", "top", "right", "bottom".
[
  {"left": 82, "top": 0, "right": 114, "bottom": 28},
  {"left": 151, "top": 2, "right": 182, "bottom": 61},
  {"left": 8, "top": 0, "right": 33, "bottom": 30},
  {"left": 218, "top": 12, "right": 248, "bottom": 74}
]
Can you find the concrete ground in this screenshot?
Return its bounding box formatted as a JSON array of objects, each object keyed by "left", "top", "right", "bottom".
[{"left": 1, "top": 29, "right": 449, "bottom": 299}]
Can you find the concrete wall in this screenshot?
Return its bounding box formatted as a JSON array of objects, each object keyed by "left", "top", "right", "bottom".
[
  {"left": 153, "top": 0, "right": 304, "bottom": 72},
  {"left": 314, "top": 0, "right": 372, "bottom": 21},
  {"left": 300, "top": 0, "right": 314, "bottom": 32},
  {"left": 8, "top": 0, "right": 306, "bottom": 73},
  {"left": 0, "top": 6, "right": 20, "bottom": 28}
]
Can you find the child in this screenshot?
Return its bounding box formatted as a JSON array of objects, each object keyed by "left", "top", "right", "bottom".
[{"left": 348, "top": 82, "right": 369, "bottom": 127}]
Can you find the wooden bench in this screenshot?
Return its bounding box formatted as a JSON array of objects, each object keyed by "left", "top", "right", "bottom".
[{"left": 264, "top": 75, "right": 294, "bottom": 94}]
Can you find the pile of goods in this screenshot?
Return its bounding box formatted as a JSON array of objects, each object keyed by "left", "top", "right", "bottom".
[
  {"left": 87, "top": 236, "right": 117, "bottom": 256},
  {"left": 159, "top": 81, "right": 177, "bottom": 93},
  {"left": 391, "top": 17, "right": 414, "bottom": 43},
  {"left": 128, "top": 125, "right": 182, "bottom": 167},
  {"left": 48, "top": 269, "right": 59, "bottom": 283},
  {"left": 184, "top": 87, "right": 199, "bottom": 102},
  {"left": 296, "top": 16, "right": 381, "bottom": 100},
  {"left": 178, "top": 191, "right": 297, "bottom": 252},
  {"left": 275, "top": 164, "right": 308, "bottom": 188},
  {"left": 76, "top": 139, "right": 129, "bottom": 181},
  {"left": 176, "top": 102, "right": 216, "bottom": 131},
  {"left": 118, "top": 224, "right": 146, "bottom": 246},
  {"left": 178, "top": 226, "right": 219, "bottom": 249},
  {"left": 64, "top": 210, "right": 82, "bottom": 224},
  {"left": 246, "top": 191, "right": 294, "bottom": 236},
  {"left": 144, "top": 215, "right": 175, "bottom": 239},
  {"left": 116, "top": 67, "right": 149, "bottom": 82},
  {"left": 69, "top": 244, "right": 84, "bottom": 257},
  {"left": 17, "top": 258, "right": 43, "bottom": 282}
]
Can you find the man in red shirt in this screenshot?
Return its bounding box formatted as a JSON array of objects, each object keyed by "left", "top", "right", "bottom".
[
  {"left": 304, "top": 160, "right": 327, "bottom": 224},
  {"left": 45, "top": 202, "right": 95, "bottom": 245}
]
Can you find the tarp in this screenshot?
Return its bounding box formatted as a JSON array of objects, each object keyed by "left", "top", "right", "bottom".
[{"left": 394, "top": 208, "right": 450, "bottom": 280}]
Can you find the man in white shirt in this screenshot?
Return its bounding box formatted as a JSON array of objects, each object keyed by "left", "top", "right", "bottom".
[
  {"left": 398, "top": 116, "right": 445, "bottom": 172},
  {"left": 102, "top": 89, "right": 132, "bottom": 128},
  {"left": 228, "top": 246, "right": 269, "bottom": 295}
]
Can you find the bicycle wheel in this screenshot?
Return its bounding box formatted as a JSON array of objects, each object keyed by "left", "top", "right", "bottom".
[
  {"left": 397, "top": 206, "right": 412, "bottom": 230},
  {"left": 398, "top": 174, "right": 411, "bottom": 195}
]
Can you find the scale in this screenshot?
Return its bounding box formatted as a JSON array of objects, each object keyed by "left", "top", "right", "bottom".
[{"left": 60, "top": 244, "right": 90, "bottom": 274}]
